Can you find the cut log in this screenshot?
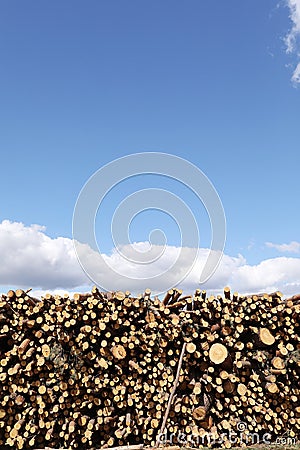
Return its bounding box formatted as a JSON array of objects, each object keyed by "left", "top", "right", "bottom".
[
  {"left": 209, "top": 343, "right": 228, "bottom": 364},
  {"left": 111, "top": 345, "right": 126, "bottom": 360},
  {"left": 186, "top": 342, "right": 196, "bottom": 353},
  {"left": 259, "top": 328, "right": 275, "bottom": 346}
]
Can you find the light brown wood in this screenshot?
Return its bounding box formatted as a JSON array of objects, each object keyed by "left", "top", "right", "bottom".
[
  {"left": 272, "top": 356, "right": 285, "bottom": 370},
  {"left": 209, "top": 343, "right": 228, "bottom": 364},
  {"left": 186, "top": 342, "right": 196, "bottom": 353},
  {"left": 259, "top": 328, "right": 275, "bottom": 346},
  {"left": 111, "top": 345, "right": 126, "bottom": 359},
  {"left": 237, "top": 383, "right": 247, "bottom": 396}
]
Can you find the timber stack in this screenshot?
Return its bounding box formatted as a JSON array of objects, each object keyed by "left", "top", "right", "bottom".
[{"left": 0, "top": 287, "right": 299, "bottom": 449}]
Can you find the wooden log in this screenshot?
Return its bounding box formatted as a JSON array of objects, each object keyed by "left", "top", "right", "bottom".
[
  {"left": 111, "top": 345, "right": 126, "bottom": 360},
  {"left": 192, "top": 394, "right": 210, "bottom": 421},
  {"left": 186, "top": 342, "right": 196, "bottom": 353},
  {"left": 272, "top": 357, "right": 285, "bottom": 370},
  {"left": 162, "top": 289, "right": 174, "bottom": 305},
  {"left": 209, "top": 343, "right": 228, "bottom": 364},
  {"left": 259, "top": 328, "right": 275, "bottom": 346}
]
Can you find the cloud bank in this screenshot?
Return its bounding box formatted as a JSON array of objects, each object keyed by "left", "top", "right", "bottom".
[{"left": 0, "top": 220, "right": 300, "bottom": 296}]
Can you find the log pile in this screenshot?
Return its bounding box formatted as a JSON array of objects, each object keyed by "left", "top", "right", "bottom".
[{"left": 0, "top": 287, "right": 299, "bottom": 449}]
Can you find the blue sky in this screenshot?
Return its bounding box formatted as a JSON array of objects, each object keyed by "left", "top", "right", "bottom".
[{"left": 0, "top": 1, "right": 300, "bottom": 296}]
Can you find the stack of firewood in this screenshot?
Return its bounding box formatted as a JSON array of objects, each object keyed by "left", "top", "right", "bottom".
[{"left": 0, "top": 286, "right": 299, "bottom": 449}]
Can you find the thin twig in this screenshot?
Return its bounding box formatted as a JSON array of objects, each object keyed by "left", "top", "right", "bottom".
[{"left": 157, "top": 342, "right": 187, "bottom": 443}]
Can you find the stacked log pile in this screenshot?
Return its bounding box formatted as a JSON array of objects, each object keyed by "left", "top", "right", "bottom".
[{"left": 0, "top": 287, "right": 299, "bottom": 449}]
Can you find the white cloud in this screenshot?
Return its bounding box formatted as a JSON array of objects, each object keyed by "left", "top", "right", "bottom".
[
  {"left": 266, "top": 240, "right": 300, "bottom": 253},
  {"left": 0, "top": 220, "right": 300, "bottom": 297},
  {"left": 73, "top": 239, "right": 245, "bottom": 294},
  {"left": 291, "top": 61, "right": 300, "bottom": 83},
  {"left": 0, "top": 220, "right": 89, "bottom": 289},
  {"left": 229, "top": 257, "right": 300, "bottom": 295},
  {"left": 285, "top": 0, "right": 300, "bottom": 53},
  {"left": 285, "top": 0, "right": 300, "bottom": 84}
]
